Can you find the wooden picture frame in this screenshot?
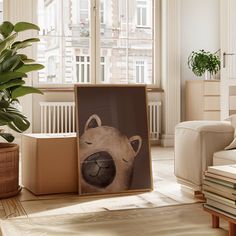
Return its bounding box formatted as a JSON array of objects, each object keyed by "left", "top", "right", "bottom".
[{"left": 75, "top": 84, "right": 152, "bottom": 196}]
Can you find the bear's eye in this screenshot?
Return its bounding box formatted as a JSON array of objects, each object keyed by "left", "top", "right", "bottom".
[
  {"left": 85, "top": 141, "right": 92, "bottom": 145},
  {"left": 122, "top": 158, "right": 128, "bottom": 163}
]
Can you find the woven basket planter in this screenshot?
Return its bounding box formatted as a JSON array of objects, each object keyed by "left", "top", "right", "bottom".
[{"left": 0, "top": 143, "right": 21, "bottom": 198}]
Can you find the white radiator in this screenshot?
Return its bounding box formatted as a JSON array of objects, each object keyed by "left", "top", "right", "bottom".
[
  {"left": 148, "top": 101, "right": 161, "bottom": 141},
  {"left": 40, "top": 102, "right": 76, "bottom": 133},
  {"left": 40, "top": 101, "right": 161, "bottom": 141}
]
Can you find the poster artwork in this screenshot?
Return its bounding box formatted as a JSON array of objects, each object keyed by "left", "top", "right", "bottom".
[
  {"left": 80, "top": 114, "right": 142, "bottom": 193},
  {"left": 75, "top": 85, "right": 152, "bottom": 195}
]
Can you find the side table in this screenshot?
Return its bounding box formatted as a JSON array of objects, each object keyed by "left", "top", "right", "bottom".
[{"left": 204, "top": 206, "right": 236, "bottom": 236}]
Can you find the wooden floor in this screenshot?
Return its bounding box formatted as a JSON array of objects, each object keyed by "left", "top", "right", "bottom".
[
  {"left": 0, "top": 147, "right": 229, "bottom": 236},
  {"left": 0, "top": 147, "right": 201, "bottom": 219}
]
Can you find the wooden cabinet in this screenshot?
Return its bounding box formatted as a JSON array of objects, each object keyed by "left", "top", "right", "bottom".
[{"left": 185, "top": 80, "right": 220, "bottom": 121}]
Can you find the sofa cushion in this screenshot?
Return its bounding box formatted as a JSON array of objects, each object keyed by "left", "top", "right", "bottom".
[
  {"left": 225, "top": 138, "right": 236, "bottom": 150},
  {"left": 213, "top": 149, "right": 236, "bottom": 166},
  {"left": 176, "top": 121, "right": 233, "bottom": 133},
  {"left": 223, "top": 115, "right": 236, "bottom": 150}
]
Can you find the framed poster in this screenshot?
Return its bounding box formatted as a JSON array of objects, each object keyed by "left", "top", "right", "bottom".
[{"left": 75, "top": 85, "right": 152, "bottom": 196}]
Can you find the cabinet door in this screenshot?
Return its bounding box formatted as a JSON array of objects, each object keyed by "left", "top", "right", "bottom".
[
  {"left": 204, "top": 97, "right": 220, "bottom": 111},
  {"left": 204, "top": 81, "right": 220, "bottom": 96},
  {"left": 204, "top": 111, "right": 220, "bottom": 121},
  {"left": 185, "top": 81, "right": 204, "bottom": 120}
]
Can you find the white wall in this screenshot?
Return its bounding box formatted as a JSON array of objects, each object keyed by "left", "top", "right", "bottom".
[{"left": 180, "top": 0, "right": 220, "bottom": 120}]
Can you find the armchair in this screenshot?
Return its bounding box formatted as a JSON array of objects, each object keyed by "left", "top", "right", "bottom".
[{"left": 174, "top": 119, "right": 235, "bottom": 190}]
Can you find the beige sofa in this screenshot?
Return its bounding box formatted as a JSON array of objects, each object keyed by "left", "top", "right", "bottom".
[{"left": 174, "top": 119, "right": 235, "bottom": 190}]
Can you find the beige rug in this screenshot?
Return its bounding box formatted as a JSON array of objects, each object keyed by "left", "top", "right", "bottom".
[{"left": 0, "top": 203, "right": 228, "bottom": 236}]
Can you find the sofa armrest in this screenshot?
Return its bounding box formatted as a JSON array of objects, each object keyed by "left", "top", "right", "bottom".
[{"left": 175, "top": 120, "right": 234, "bottom": 188}]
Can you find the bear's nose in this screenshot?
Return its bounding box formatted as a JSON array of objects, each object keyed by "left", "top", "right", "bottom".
[{"left": 82, "top": 151, "right": 116, "bottom": 188}]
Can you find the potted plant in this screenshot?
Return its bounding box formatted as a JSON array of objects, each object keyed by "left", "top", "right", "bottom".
[
  {"left": 0, "top": 21, "right": 44, "bottom": 198},
  {"left": 188, "top": 49, "right": 221, "bottom": 80}
]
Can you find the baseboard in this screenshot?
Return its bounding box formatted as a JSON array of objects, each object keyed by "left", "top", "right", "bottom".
[
  {"left": 161, "top": 134, "right": 174, "bottom": 147},
  {"left": 150, "top": 139, "right": 161, "bottom": 146}
]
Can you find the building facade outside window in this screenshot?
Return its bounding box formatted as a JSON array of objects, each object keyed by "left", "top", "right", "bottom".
[{"left": 37, "top": 0, "right": 157, "bottom": 86}]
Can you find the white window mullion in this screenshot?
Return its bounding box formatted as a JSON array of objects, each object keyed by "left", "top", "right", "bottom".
[
  {"left": 95, "top": 0, "right": 101, "bottom": 83},
  {"left": 90, "top": 0, "right": 96, "bottom": 84},
  {"left": 84, "top": 57, "right": 88, "bottom": 83}
]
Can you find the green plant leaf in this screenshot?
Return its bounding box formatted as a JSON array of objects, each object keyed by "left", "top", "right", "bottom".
[
  {"left": 0, "top": 21, "right": 43, "bottom": 142},
  {"left": 23, "top": 38, "right": 40, "bottom": 43},
  {"left": 0, "top": 54, "right": 21, "bottom": 72},
  {"left": 6, "top": 105, "right": 27, "bottom": 118},
  {"left": 14, "top": 22, "right": 40, "bottom": 32},
  {"left": 188, "top": 49, "right": 221, "bottom": 77},
  {"left": 7, "top": 115, "right": 30, "bottom": 133},
  {"left": 0, "top": 21, "right": 14, "bottom": 38},
  {"left": 0, "top": 49, "right": 13, "bottom": 64},
  {"left": 0, "top": 119, "right": 8, "bottom": 126},
  {"left": 0, "top": 100, "right": 9, "bottom": 108},
  {"left": 15, "top": 64, "right": 44, "bottom": 73},
  {"left": 0, "top": 71, "right": 27, "bottom": 83},
  {"left": 12, "top": 86, "right": 43, "bottom": 99},
  {"left": 12, "top": 115, "right": 30, "bottom": 132},
  {"left": 11, "top": 37, "right": 41, "bottom": 51},
  {"left": 12, "top": 41, "right": 32, "bottom": 50},
  {"left": 0, "top": 133, "right": 14, "bottom": 142},
  {"left": 22, "top": 59, "right": 35, "bottom": 63},
  {"left": 0, "top": 78, "right": 25, "bottom": 90},
  {"left": 0, "top": 110, "right": 16, "bottom": 122},
  {"left": 0, "top": 33, "right": 17, "bottom": 55}
]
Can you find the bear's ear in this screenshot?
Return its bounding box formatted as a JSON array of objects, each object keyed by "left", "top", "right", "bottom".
[
  {"left": 84, "top": 114, "right": 102, "bottom": 131},
  {"left": 129, "top": 135, "right": 142, "bottom": 156}
]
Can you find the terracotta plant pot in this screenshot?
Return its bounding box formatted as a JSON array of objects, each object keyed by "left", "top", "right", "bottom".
[{"left": 0, "top": 143, "right": 21, "bottom": 198}]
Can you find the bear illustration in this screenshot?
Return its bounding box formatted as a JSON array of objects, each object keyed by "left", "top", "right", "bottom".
[{"left": 79, "top": 114, "right": 142, "bottom": 194}]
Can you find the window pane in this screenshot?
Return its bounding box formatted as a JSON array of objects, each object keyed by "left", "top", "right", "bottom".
[
  {"left": 99, "top": 0, "right": 153, "bottom": 84},
  {"left": 76, "top": 64, "right": 80, "bottom": 82},
  {"left": 101, "top": 38, "right": 128, "bottom": 83},
  {"left": 142, "top": 8, "right": 147, "bottom": 25},
  {"left": 37, "top": 0, "right": 91, "bottom": 84},
  {"left": 129, "top": 39, "right": 152, "bottom": 84},
  {"left": 87, "top": 64, "right": 90, "bottom": 82},
  {"left": 81, "top": 64, "right": 84, "bottom": 83}
]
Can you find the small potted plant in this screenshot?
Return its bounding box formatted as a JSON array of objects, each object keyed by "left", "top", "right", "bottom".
[
  {"left": 0, "top": 21, "right": 44, "bottom": 198},
  {"left": 188, "top": 49, "right": 220, "bottom": 80}
]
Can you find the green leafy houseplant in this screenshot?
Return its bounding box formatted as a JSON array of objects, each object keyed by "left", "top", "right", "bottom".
[
  {"left": 188, "top": 49, "right": 220, "bottom": 78},
  {"left": 0, "top": 21, "right": 44, "bottom": 142}
]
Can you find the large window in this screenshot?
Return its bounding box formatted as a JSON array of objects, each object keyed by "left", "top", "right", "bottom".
[{"left": 37, "top": 0, "right": 157, "bottom": 86}]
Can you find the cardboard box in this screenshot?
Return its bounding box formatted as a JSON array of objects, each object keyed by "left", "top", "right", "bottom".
[{"left": 21, "top": 133, "right": 78, "bottom": 195}]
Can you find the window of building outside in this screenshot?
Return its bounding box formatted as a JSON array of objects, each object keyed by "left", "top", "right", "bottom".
[
  {"left": 137, "top": 0, "right": 148, "bottom": 27},
  {"left": 135, "top": 60, "right": 147, "bottom": 83},
  {"left": 37, "top": 0, "right": 156, "bottom": 86},
  {"left": 0, "top": 0, "right": 3, "bottom": 23}
]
